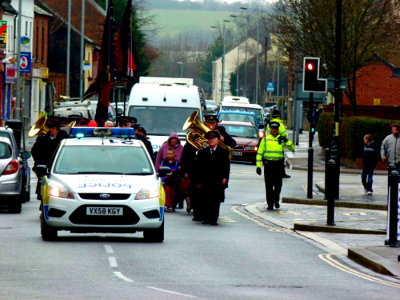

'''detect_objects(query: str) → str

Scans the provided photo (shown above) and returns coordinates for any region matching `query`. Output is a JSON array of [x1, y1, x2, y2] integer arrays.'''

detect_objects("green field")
[[149, 9, 235, 36]]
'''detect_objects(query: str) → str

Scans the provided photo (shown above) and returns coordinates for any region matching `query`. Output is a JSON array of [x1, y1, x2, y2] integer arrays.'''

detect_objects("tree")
[[271, 0, 400, 115]]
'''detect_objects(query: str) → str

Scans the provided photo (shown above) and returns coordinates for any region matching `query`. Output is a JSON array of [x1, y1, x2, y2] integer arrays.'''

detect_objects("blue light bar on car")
[[69, 127, 135, 138]]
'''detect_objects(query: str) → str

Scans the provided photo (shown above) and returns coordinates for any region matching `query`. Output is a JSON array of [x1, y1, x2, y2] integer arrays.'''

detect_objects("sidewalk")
[[246, 130, 400, 278]]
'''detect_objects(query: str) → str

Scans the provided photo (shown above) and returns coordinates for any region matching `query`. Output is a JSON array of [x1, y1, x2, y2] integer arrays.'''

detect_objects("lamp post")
[[240, 7, 248, 97], [211, 61, 216, 101], [177, 61, 183, 78], [230, 14, 239, 96], [222, 19, 230, 102]]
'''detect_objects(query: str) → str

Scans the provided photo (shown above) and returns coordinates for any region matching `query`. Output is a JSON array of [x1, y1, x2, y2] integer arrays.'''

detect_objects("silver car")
[[0, 128, 31, 213]]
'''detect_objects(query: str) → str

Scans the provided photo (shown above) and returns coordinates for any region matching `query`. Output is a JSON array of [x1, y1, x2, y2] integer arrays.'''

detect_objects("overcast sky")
[[180, 0, 275, 3]]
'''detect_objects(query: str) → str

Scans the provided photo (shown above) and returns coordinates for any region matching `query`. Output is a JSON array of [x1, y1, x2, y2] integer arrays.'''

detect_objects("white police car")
[[36, 127, 167, 242]]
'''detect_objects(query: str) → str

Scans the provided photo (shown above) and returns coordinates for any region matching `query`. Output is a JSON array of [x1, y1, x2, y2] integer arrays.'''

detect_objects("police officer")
[[267, 109, 291, 178], [204, 114, 237, 148], [256, 121, 295, 210]]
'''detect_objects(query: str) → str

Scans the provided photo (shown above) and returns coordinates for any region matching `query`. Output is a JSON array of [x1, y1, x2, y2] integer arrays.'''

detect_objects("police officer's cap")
[[205, 130, 220, 139], [119, 116, 137, 124], [47, 116, 65, 128], [269, 121, 280, 129], [271, 109, 280, 118], [204, 114, 219, 123]]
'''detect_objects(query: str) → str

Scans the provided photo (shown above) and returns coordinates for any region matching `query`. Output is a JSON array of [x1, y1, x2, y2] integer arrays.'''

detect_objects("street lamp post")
[[240, 7, 248, 97], [221, 20, 230, 102], [177, 61, 183, 78], [230, 15, 239, 96]]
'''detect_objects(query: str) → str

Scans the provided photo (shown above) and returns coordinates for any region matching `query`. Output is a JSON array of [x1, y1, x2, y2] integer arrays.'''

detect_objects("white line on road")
[[113, 271, 134, 283], [108, 256, 118, 268], [147, 286, 197, 298], [104, 244, 114, 254]]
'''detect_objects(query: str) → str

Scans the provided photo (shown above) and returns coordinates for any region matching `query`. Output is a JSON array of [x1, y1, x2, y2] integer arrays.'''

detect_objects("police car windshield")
[[53, 145, 153, 175], [128, 106, 199, 136]]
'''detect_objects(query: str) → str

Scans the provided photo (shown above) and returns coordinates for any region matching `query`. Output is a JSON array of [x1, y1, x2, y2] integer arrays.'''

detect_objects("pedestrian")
[[180, 134, 201, 216], [135, 125, 154, 161], [192, 130, 230, 225], [204, 114, 237, 148], [266, 109, 291, 178], [31, 117, 68, 199], [155, 132, 184, 171], [160, 148, 180, 212], [381, 124, 400, 172], [256, 121, 295, 210], [361, 134, 380, 196]]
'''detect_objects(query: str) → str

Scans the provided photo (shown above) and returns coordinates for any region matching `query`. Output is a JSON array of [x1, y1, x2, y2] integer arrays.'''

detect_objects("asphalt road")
[[0, 163, 398, 299]]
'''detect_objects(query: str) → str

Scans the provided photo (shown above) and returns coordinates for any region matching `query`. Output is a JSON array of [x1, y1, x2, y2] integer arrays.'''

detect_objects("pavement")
[[243, 129, 400, 279], [22, 128, 400, 279]]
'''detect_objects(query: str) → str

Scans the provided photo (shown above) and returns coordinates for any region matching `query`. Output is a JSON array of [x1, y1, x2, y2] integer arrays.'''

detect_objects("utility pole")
[[80, 0, 85, 98], [66, 0, 71, 96], [15, 0, 22, 120], [255, 13, 260, 105]]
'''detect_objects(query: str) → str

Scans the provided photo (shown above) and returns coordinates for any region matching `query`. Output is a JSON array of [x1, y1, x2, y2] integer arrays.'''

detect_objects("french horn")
[[28, 116, 48, 137]]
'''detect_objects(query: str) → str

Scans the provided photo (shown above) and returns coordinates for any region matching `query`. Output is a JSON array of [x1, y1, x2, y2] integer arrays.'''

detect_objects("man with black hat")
[[267, 109, 291, 178], [31, 117, 68, 199], [192, 130, 230, 225], [256, 121, 295, 210], [204, 114, 237, 148]]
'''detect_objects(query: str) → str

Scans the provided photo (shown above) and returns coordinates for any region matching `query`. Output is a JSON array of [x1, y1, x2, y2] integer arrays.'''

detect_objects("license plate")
[[233, 151, 242, 156], [86, 207, 123, 216]]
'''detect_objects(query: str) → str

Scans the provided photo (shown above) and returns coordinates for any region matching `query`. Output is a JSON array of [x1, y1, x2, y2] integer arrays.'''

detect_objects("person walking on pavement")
[[361, 134, 380, 196], [204, 114, 237, 148], [256, 121, 295, 210], [381, 124, 400, 173], [192, 131, 230, 225], [267, 110, 291, 179]]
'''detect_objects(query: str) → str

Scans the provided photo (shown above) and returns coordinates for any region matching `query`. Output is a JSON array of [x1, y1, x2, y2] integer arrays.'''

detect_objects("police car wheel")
[[143, 221, 164, 243], [40, 213, 58, 241]]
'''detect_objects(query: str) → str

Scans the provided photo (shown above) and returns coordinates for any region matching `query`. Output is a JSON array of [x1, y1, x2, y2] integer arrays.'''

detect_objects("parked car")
[[0, 127, 31, 213], [219, 121, 260, 164]]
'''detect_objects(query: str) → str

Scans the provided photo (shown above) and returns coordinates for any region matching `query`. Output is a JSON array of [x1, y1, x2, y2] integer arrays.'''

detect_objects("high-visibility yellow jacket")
[[266, 118, 288, 137], [256, 133, 295, 168]]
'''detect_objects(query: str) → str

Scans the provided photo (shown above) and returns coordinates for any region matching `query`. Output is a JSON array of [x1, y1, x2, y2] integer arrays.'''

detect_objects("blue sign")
[[266, 82, 275, 92], [20, 52, 32, 74]]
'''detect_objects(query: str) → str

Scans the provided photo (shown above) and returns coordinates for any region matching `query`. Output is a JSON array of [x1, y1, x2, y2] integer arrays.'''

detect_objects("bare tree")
[[271, 0, 400, 115]]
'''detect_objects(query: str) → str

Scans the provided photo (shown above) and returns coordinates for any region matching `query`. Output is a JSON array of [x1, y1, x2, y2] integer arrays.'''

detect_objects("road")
[[0, 163, 398, 299]]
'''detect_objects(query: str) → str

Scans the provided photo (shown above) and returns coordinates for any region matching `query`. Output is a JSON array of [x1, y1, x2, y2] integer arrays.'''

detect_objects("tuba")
[[182, 111, 233, 159], [28, 116, 49, 137]]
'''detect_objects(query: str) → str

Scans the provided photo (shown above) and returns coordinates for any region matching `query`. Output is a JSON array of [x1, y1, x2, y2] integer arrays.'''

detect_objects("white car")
[[36, 127, 168, 242]]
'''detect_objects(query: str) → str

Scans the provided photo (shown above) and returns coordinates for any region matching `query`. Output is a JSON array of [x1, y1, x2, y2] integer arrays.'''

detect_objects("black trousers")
[[263, 160, 284, 208]]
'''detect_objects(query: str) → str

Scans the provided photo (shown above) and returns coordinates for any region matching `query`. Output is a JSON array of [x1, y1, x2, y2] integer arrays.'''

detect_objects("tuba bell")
[[182, 111, 233, 159], [28, 116, 49, 137]]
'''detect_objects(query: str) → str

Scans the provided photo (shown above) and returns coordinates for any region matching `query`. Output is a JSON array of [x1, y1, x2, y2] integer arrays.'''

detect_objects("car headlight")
[[244, 146, 257, 151], [48, 181, 75, 199], [135, 186, 159, 200]]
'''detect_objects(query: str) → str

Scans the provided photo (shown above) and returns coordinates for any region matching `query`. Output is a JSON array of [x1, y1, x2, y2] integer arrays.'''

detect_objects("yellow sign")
[[0, 20, 8, 49], [41, 67, 49, 78], [373, 98, 380, 106]]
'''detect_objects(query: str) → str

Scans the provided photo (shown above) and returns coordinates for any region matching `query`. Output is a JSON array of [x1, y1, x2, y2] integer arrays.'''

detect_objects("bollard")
[[324, 148, 330, 200], [385, 169, 400, 247], [326, 159, 336, 226]]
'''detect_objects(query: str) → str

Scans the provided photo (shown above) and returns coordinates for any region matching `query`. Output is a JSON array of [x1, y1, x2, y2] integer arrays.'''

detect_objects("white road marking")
[[108, 256, 118, 268], [147, 286, 197, 298], [113, 271, 134, 283], [104, 244, 114, 254]]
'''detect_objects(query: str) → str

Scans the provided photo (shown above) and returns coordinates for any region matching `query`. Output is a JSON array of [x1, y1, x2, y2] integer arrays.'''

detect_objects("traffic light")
[[303, 57, 327, 93]]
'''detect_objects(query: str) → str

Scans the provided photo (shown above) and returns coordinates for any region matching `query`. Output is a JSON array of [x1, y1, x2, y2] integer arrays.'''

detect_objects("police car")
[[36, 127, 168, 242]]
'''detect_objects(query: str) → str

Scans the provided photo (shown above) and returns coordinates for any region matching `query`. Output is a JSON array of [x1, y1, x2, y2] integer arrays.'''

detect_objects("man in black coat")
[[204, 114, 237, 148], [31, 118, 68, 199], [192, 130, 230, 225]]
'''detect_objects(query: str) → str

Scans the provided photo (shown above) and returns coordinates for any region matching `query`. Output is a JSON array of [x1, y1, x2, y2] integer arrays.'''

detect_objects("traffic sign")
[[266, 82, 275, 92], [20, 52, 32, 74]]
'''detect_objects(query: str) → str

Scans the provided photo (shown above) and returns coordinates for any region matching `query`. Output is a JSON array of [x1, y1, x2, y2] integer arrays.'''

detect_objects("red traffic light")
[[306, 62, 315, 71]]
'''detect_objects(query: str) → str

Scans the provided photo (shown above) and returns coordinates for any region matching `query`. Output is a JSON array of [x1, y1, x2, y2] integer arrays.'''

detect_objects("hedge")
[[317, 112, 399, 161]]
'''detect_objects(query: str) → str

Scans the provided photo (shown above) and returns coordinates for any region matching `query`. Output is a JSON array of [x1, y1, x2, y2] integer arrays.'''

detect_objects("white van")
[[222, 96, 250, 104], [127, 77, 206, 156]]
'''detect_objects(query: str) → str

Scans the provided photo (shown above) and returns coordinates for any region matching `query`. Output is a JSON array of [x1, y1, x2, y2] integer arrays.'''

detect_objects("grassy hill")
[[149, 9, 235, 37]]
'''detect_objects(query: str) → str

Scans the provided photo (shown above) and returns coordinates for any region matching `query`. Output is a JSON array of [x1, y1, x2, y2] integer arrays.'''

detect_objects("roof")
[[366, 54, 400, 78], [34, 4, 52, 17], [219, 120, 257, 127]]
